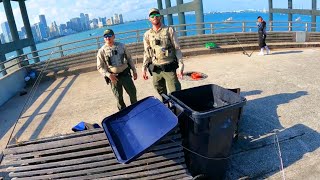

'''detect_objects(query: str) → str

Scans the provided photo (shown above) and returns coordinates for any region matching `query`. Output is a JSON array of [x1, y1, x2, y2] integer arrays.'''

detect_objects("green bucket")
[[205, 42, 217, 49]]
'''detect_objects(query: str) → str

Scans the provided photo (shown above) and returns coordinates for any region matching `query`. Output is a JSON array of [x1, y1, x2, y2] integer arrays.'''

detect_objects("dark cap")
[[103, 29, 114, 36], [149, 8, 160, 16], [257, 16, 262, 19]]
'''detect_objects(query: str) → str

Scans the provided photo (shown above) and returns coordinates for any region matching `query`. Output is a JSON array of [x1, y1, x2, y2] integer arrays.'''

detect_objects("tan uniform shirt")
[[142, 24, 184, 71], [97, 42, 136, 78]]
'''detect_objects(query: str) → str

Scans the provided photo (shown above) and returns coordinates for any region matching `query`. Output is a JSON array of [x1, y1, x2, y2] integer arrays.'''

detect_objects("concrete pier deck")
[[1, 48, 319, 179]]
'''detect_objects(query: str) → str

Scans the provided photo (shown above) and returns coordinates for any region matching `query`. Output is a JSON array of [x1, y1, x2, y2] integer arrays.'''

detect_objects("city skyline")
[[0, 12, 124, 43], [1, 0, 318, 34]]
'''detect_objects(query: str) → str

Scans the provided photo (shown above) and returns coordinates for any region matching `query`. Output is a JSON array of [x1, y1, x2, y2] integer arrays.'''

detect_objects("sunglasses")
[[149, 14, 161, 18], [104, 34, 113, 38]]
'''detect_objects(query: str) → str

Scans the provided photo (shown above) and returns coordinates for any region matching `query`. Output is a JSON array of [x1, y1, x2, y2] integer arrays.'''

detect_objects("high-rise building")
[[98, 17, 107, 26], [119, 14, 124, 24], [31, 25, 40, 42], [80, 13, 87, 31], [70, 17, 82, 32], [107, 19, 113, 25], [113, 14, 119, 24], [85, 14, 90, 30], [59, 24, 67, 36], [0, 33, 5, 44], [21, 27, 26, 37], [39, 15, 48, 38], [111, 17, 114, 25], [1, 21, 12, 43], [49, 21, 60, 37], [18, 31, 25, 39], [90, 18, 99, 29], [34, 23, 47, 40]]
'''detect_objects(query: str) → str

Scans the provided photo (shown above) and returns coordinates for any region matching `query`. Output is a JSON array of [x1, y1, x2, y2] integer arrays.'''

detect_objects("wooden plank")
[[160, 173, 193, 180], [10, 152, 184, 178], [4, 147, 111, 166], [14, 158, 185, 179], [4, 133, 107, 155], [64, 162, 187, 180], [5, 134, 181, 163], [138, 169, 190, 180], [7, 129, 104, 148], [5, 140, 109, 161], [7, 146, 182, 173], [3, 140, 178, 165]]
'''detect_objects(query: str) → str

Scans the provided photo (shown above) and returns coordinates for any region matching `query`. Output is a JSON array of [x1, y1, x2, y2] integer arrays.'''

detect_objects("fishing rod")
[[233, 34, 254, 57], [0, 41, 61, 165]]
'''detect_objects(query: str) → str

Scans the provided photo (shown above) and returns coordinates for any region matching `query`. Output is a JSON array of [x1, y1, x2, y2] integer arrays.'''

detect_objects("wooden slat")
[[6, 140, 182, 166], [10, 152, 184, 178], [65, 162, 187, 180], [139, 169, 190, 180], [4, 147, 111, 166], [6, 134, 181, 164], [5, 140, 108, 161], [4, 133, 106, 155], [7, 129, 104, 148], [160, 173, 193, 180], [14, 158, 185, 179], [7, 146, 182, 173], [4, 128, 191, 179]]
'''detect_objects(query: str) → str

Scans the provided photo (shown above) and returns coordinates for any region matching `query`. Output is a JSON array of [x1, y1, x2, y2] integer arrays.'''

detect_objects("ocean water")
[[3, 12, 320, 61]]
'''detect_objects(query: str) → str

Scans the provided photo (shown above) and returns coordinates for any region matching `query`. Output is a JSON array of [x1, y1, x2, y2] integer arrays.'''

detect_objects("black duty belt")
[[153, 60, 179, 72]]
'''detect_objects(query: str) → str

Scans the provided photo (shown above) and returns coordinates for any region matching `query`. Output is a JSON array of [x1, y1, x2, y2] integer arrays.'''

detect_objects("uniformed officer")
[[97, 29, 138, 110], [142, 8, 184, 96]]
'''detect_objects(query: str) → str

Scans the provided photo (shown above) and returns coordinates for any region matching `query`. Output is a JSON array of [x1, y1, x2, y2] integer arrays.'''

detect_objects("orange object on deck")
[[191, 72, 202, 80]]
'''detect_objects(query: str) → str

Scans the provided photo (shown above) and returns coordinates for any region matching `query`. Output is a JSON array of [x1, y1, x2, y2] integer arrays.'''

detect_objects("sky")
[[0, 0, 317, 33]]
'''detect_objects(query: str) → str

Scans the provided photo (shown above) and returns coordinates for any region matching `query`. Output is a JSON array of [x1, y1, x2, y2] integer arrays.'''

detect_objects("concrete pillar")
[[165, 0, 174, 25], [288, 0, 293, 31], [157, 0, 165, 25], [0, 54, 7, 76], [268, 0, 273, 31], [312, 0, 317, 32], [3, 0, 24, 63], [177, 0, 186, 36], [195, 0, 204, 35], [19, 0, 40, 62]]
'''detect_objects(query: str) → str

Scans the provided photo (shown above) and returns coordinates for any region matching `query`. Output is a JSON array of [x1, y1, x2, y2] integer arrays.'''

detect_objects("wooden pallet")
[[1, 129, 192, 180]]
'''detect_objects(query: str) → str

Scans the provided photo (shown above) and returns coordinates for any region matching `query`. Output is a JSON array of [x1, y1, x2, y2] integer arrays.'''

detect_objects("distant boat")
[[223, 17, 233, 23], [89, 32, 96, 36], [295, 17, 301, 22]]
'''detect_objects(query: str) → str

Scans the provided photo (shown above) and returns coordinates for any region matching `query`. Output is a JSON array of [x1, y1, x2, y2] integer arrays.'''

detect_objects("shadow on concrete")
[[227, 90, 319, 179], [9, 75, 78, 143], [270, 50, 303, 55], [0, 79, 55, 142]]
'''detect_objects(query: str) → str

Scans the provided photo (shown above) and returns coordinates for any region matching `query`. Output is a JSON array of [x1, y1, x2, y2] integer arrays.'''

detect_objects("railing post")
[[242, 21, 246, 32], [58, 45, 64, 57], [136, 30, 140, 42], [210, 23, 214, 34], [305, 23, 309, 32], [288, 22, 292, 31], [0, 54, 7, 76], [269, 21, 273, 31], [96, 37, 101, 49]]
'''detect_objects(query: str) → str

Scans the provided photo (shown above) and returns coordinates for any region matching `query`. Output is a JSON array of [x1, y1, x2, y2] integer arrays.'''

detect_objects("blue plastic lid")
[[102, 96, 178, 164]]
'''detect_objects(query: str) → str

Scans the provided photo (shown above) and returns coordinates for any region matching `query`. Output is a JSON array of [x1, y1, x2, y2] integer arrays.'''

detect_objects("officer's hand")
[[109, 74, 118, 83], [142, 70, 148, 80], [133, 72, 138, 80], [177, 69, 183, 79]]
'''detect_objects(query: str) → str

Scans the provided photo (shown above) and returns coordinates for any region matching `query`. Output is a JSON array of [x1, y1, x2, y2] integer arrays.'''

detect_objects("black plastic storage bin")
[[169, 84, 246, 179]]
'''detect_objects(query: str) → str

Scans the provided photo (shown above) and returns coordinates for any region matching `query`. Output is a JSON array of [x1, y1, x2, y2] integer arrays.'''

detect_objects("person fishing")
[[257, 16, 270, 55]]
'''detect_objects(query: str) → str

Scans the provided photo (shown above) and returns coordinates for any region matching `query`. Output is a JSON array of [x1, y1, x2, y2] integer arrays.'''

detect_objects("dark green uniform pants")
[[152, 69, 181, 96], [110, 74, 137, 110]]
